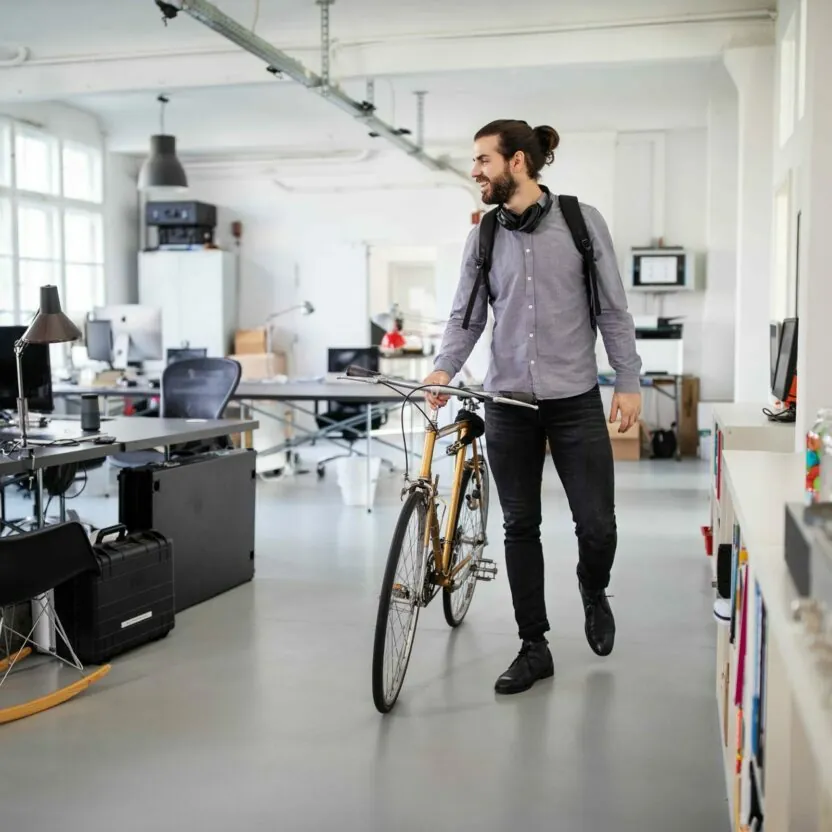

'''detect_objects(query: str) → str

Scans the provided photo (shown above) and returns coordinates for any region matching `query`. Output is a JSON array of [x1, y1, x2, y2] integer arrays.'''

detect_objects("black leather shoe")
[[579, 582, 615, 656], [494, 640, 554, 695]]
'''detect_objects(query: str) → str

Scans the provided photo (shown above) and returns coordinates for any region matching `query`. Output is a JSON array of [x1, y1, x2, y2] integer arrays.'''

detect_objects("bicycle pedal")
[[473, 558, 498, 582]]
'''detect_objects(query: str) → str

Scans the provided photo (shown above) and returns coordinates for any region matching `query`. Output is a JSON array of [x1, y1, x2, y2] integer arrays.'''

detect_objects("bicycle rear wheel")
[[372, 490, 429, 713], [443, 458, 490, 627]]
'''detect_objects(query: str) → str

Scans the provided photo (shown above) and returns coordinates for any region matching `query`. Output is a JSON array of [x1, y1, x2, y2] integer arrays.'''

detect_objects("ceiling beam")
[[0, 17, 773, 103]]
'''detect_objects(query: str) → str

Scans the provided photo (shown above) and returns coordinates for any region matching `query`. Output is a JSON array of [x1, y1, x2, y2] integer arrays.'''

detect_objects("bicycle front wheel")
[[372, 490, 429, 714]]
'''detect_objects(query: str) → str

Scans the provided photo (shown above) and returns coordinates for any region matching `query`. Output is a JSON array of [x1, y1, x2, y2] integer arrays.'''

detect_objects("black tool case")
[[118, 449, 256, 612], [55, 526, 175, 664]]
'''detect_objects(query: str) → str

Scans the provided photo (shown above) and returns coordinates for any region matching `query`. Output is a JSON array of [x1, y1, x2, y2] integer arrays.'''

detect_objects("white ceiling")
[[2, 0, 775, 60], [71, 60, 715, 156], [0, 0, 764, 184]]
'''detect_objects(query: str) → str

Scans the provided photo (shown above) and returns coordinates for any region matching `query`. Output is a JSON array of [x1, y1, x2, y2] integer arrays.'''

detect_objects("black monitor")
[[370, 321, 387, 347], [769, 321, 782, 388], [0, 326, 54, 413], [167, 347, 207, 365], [86, 318, 113, 364], [772, 317, 798, 403], [327, 347, 379, 375]]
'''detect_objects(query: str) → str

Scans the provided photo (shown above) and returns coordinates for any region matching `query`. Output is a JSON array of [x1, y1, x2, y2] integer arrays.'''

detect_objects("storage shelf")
[[721, 449, 832, 828]]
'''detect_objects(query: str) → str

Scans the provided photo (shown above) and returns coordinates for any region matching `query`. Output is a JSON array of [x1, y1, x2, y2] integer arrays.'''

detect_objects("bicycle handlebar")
[[341, 365, 539, 410]]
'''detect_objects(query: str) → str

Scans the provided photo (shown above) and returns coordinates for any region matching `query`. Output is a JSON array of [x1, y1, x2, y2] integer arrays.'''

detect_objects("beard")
[[477, 166, 518, 205]]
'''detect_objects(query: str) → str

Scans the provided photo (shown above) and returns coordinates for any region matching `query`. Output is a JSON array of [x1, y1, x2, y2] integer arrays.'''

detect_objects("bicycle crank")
[[472, 558, 498, 582]]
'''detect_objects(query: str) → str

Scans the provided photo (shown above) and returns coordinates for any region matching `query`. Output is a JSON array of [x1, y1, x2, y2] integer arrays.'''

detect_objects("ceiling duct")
[[157, 0, 473, 189]]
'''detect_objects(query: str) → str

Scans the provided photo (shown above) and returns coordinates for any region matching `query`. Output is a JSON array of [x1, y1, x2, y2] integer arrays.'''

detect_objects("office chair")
[[108, 358, 241, 476], [0, 521, 111, 724], [314, 403, 393, 479]]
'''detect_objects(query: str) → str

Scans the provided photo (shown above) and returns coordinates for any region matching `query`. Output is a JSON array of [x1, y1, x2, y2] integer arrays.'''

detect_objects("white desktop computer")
[[90, 305, 163, 370]]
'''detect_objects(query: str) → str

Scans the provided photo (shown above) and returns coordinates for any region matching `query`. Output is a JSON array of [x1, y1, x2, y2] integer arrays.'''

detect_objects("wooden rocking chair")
[[0, 522, 111, 725]]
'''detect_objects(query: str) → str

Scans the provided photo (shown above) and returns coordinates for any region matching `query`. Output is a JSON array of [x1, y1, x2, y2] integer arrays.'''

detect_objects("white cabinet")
[[138, 250, 237, 360]]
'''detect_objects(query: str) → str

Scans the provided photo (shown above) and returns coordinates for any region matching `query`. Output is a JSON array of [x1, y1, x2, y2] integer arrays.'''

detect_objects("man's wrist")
[[613, 375, 642, 395], [433, 357, 456, 379]]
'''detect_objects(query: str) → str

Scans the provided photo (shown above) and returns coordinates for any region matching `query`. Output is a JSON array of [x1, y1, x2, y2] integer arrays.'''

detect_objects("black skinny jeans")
[[484, 385, 617, 642]]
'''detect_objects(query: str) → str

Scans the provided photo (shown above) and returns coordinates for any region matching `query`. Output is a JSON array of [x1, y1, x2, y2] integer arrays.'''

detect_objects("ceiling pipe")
[[160, 0, 474, 190]]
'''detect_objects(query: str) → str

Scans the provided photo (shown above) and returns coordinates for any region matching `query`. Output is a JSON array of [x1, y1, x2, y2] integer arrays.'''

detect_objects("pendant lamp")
[[138, 94, 188, 191]]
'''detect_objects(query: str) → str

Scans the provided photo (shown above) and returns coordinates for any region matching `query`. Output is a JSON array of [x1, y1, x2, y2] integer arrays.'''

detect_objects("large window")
[[0, 119, 105, 360]]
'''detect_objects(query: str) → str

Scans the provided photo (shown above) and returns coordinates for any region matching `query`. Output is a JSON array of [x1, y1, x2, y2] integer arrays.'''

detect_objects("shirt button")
[[531, 360, 535, 365], [528, 304, 533, 309], [527, 276, 532, 281], [529, 333, 534, 338], [526, 249, 531, 253]]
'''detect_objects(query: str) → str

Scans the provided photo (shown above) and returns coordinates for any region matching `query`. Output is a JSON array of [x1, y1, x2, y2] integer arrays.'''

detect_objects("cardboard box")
[[229, 351, 287, 381], [607, 419, 643, 461], [234, 328, 269, 355]]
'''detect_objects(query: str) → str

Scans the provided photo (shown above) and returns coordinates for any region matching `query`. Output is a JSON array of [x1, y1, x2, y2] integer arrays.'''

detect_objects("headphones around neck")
[[496, 185, 553, 233]]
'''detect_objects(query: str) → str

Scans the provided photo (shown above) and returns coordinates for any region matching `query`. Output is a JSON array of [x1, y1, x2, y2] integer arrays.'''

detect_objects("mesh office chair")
[[0, 521, 111, 724], [314, 403, 390, 478], [109, 357, 241, 472]]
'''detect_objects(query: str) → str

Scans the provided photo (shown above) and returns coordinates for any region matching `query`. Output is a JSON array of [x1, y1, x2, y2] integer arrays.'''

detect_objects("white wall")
[[181, 176, 473, 376], [776, 0, 832, 442], [613, 129, 712, 395]]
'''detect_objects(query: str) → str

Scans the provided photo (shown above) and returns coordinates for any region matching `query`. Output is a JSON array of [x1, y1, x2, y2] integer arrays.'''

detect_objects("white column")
[[724, 46, 776, 403], [702, 64, 739, 402], [794, 0, 832, 440]]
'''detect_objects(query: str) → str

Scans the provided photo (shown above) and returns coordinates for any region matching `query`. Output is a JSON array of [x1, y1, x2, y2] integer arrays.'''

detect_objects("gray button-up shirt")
[[434, 196, 642, 398]]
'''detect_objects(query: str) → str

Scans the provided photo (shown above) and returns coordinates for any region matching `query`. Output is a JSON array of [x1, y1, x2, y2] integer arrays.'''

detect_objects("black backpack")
[[461, 194, 602, 331]]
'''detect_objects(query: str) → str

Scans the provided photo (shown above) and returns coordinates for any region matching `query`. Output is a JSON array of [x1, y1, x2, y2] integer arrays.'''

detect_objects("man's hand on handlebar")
[[423, 370, 451, 409]]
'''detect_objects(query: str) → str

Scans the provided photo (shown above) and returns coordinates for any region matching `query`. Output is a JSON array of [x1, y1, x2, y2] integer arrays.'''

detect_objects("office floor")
[[0, 456, 727, 832]]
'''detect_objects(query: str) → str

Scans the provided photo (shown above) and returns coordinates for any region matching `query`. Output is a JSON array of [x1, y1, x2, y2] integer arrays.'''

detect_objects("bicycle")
[[341, 365, 538, 713]]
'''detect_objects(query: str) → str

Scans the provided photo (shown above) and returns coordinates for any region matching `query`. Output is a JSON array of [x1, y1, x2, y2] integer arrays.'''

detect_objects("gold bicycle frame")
[[416, 412, 484, 589]]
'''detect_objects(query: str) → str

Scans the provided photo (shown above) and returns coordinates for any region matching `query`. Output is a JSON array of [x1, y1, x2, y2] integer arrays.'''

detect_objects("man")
[[424, 119, 642, 695]]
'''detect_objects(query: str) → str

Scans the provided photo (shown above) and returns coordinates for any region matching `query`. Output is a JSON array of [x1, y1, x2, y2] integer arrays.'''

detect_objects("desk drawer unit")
[[118, 449, 256, 612]]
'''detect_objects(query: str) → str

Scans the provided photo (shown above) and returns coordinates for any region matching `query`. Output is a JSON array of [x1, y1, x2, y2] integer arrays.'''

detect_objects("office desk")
[[0, 454, 29, 478], [5, 415, 258, 652]]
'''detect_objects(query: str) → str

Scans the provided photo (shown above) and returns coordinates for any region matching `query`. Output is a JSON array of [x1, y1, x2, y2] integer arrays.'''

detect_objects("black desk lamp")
[[15, 285, 81, 446]]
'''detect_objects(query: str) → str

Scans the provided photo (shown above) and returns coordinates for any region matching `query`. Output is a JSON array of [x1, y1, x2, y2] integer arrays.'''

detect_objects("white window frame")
[[0, 116, 105, 329]]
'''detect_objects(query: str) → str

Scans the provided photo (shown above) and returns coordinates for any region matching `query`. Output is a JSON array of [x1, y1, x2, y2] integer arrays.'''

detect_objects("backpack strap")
[[462, 208, 499, 331], [558, 194, 602, 330]]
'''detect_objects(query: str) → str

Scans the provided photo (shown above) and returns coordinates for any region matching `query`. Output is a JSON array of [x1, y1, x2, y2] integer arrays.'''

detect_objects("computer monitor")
[[86, 318, 114, 365], [769, 321, 782, 388], [772, 317, 798, 404], [92, 305, 163, 368], [370, 321, 387, 348], [167, 347, 207, 364], [0, 326, 54, 413], [327, 347, 380, 375]]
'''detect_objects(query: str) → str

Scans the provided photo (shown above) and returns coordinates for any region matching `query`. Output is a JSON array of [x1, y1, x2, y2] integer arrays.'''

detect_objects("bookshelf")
[[707, 404, 796, 576], [718, 449, 832, 831]]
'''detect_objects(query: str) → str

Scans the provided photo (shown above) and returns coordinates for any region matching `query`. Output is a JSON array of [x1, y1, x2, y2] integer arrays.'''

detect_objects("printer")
[[596, 316, 684, 376]]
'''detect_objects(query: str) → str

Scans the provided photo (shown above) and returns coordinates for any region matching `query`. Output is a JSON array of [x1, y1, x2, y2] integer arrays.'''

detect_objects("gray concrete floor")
[[0, 457, 728, 832]]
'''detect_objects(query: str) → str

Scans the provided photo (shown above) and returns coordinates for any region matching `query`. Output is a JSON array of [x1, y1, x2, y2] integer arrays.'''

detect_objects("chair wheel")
[[316, 465, 325, 479]]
